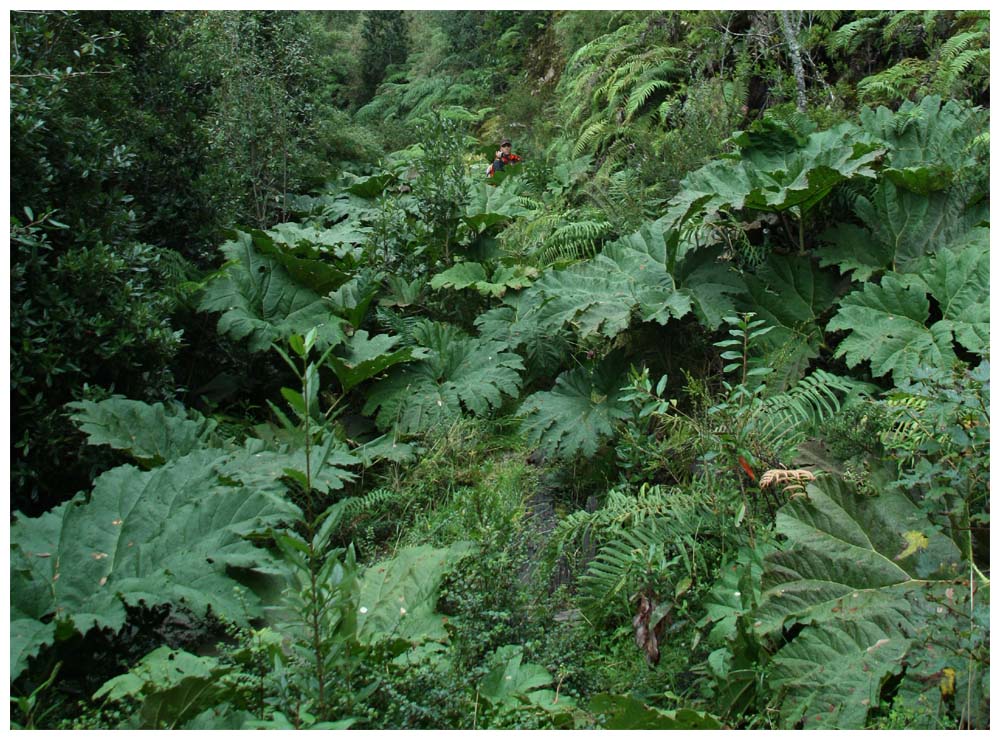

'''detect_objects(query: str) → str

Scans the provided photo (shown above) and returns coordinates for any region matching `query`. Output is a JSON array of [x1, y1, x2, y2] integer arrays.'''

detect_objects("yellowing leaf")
[[894, 530, 930, 561]]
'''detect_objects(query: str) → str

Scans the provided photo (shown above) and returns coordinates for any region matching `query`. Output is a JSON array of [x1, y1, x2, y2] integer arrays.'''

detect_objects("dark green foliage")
[[11, 220, 184, 514], [8, 8, 991, 732], [360, 11, 410, 102]]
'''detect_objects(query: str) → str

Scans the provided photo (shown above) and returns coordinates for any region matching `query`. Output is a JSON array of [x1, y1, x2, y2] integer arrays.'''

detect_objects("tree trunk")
[[778, 11, 807, 112]]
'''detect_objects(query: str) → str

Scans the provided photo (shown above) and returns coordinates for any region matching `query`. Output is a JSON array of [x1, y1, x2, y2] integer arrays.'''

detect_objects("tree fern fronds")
[[625, 79, 673, 122], [937, 48, 989, 89], [953, 9, 989, 28], [551, 483, 703, 563], [373, 306, 424, 345], [754, 370, 874, 459], [574, 119, 611, 157], [535, 219, 610, 267], [938, 30, 988, 62], [323, 487, 399, 530], [826, 14, 884, 55], [512, 196, 542, 211], [878, 393, 948, 458], [576, 509, 711, 620], [882, 9, 928, 45], [857, 58, 931, 104]]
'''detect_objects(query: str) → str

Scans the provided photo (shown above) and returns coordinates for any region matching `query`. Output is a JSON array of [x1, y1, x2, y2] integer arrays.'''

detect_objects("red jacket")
[[489, 152, 522, 176]]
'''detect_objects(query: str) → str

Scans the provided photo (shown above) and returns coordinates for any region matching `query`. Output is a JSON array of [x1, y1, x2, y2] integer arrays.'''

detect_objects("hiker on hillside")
[[487, 137, 521, 177]]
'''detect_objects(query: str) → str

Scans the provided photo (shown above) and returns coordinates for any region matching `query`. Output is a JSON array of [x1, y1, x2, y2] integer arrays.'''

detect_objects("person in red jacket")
[[488, 138, 521, 177]]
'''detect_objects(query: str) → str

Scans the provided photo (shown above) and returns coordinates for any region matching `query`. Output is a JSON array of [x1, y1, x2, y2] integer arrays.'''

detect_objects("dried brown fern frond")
[[759, 468, 816, 499]]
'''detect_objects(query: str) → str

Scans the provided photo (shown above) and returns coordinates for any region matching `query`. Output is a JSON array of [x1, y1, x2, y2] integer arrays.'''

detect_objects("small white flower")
[[400, 607, 407, 616], [359, 606, 368, 614], [733, 591, 741, 597]]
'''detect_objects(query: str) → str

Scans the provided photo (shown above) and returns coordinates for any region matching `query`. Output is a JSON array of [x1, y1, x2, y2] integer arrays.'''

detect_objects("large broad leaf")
[[345, 172, 396, 198], [519, 357, 632, 460], [814, 223, 893, 282], [756, 479, 963, 634], [911, 238, 989, 354], [67, 398, 217, 467], [266, 220, 369, 258], [215, 436, 360, 496], [506, 218, 740, 346], [818, 97, 989, 278], [820, 183, 988, 276], [605, 217, 744, 330], [827, 275, 953, 384], [355, 543, 475, 644], [248, 228, 352, 294], [474, 291, 571, 380], [860, 96, 987, 192], [326, 270, 381, 328], [767, 619, 909, 729], [753, 477, 969, 729], [9, 449, 298, 681], [479, 644, 556, 707], [363, 321, 524, 434], [326, 330, 428, 393], [430, 261, 538, 298], [827, 242, 987, 383], [198, 232, 347, 352], [429, 261, 488, 291], [464, 176, 531, 231], [527, 248, 691, 341], [590, 694, 722, 729], [667, 122, 883, 227], [93, 647, 228, 730], [740, 253, 838, 381]]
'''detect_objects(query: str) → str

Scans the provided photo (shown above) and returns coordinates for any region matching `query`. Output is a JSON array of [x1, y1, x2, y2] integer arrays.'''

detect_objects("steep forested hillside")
[[10, 9, 989, 730]]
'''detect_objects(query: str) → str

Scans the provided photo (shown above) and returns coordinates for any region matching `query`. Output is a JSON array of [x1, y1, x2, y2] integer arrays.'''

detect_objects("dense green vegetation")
[[10, 9, 989, 730]]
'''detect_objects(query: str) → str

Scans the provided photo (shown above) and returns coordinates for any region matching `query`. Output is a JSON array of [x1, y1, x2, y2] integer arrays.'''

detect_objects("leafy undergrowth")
[[10, 9, 989, 731]]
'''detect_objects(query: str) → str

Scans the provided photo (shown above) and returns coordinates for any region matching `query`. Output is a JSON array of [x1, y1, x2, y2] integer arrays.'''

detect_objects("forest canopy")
[[9, 9, 989, 730]]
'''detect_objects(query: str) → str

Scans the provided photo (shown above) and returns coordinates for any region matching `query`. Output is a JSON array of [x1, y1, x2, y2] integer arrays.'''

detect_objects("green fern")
[[857, 58, 932, 104], [826, 15, 885, 55], [755, 370, 874, 456], [566, 485, 716, 622]]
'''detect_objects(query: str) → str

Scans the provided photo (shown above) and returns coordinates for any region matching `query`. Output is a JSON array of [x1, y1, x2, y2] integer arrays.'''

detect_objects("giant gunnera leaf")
[[198, 231, 346, 352], [325, 330, 429, 393], [430, 261, 538, 298], [9, 449, 299, 681], [67, 397, 218, 467], [509, 218, 742, 345], [753, 477, 972, 729], [519, 357, 632, 460], [817, 97, 988, 278], [667, 121, 884, 228], [739, 253, 838, 383], [363, 321, 524, 434], [827, 241, 988, 383], [356, 542, 475, 644]]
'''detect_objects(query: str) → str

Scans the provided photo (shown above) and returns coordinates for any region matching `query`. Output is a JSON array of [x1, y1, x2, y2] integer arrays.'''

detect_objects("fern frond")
[[574, 119, 610, 158], [857, 58, 931, 104], [938, 48, 989, 88], [374, 306, 423, 345], [755, 370, 873, 458], [882, 10, 925, 44], [878, 393, 950, 458], [625, 79, 673, 122], [826, 15, 883, 55]]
